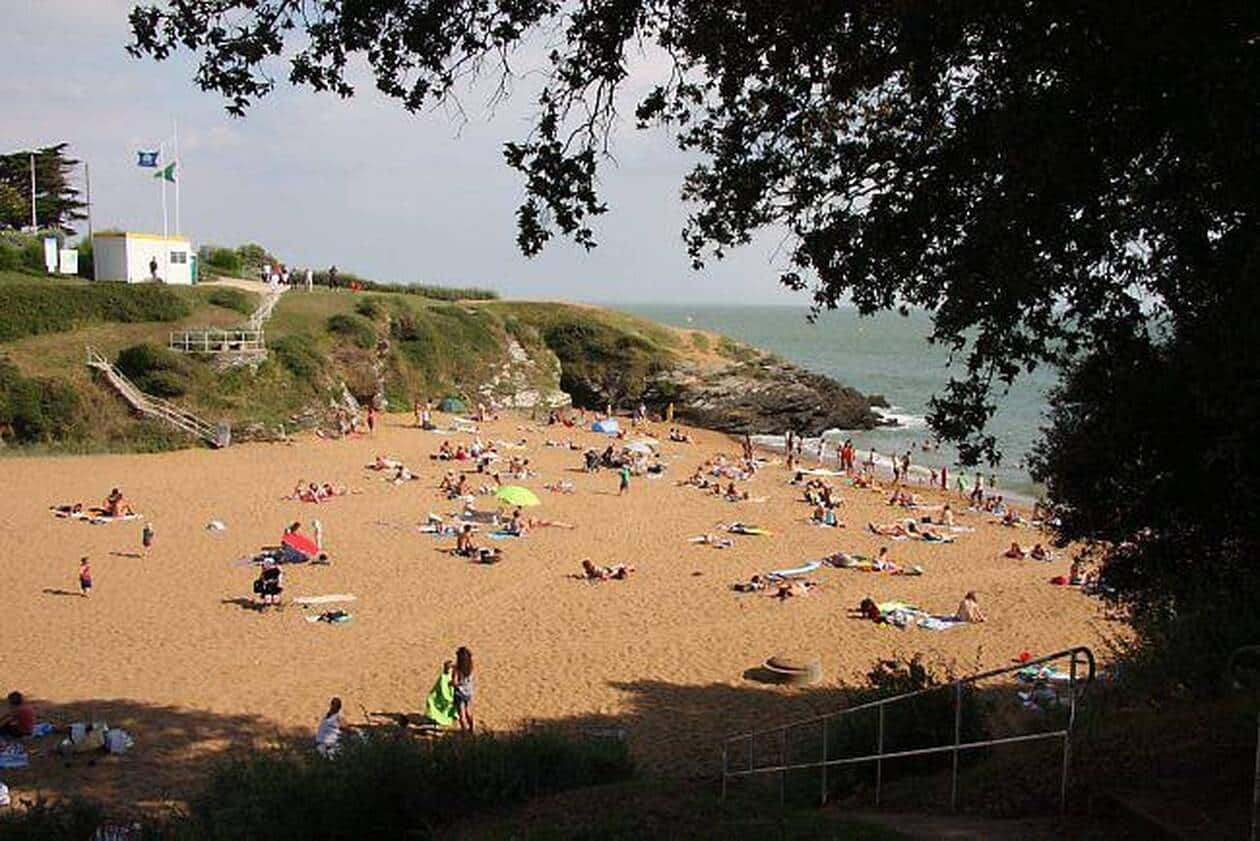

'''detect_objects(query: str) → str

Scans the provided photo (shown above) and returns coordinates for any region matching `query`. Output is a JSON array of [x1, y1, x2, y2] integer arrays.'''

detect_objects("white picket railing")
[[86, 346, 228, 448]]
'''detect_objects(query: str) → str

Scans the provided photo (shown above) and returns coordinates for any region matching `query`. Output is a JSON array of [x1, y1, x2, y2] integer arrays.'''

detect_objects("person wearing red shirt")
[[0, 691, 35, 739]]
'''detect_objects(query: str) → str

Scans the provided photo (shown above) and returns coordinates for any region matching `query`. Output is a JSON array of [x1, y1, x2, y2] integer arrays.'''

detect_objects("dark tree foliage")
[[128, 2, 1259, 677], [0, 143, 87, 233]]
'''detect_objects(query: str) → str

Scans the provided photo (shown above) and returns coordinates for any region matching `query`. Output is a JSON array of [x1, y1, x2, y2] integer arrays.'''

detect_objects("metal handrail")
[[722, 645, 1095, 812]]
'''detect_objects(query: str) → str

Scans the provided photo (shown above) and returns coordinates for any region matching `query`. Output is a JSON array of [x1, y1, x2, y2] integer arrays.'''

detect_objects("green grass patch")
[[326, 313, 378, 349], [0, 281, 191, 341], [204, 286, 257, 315]]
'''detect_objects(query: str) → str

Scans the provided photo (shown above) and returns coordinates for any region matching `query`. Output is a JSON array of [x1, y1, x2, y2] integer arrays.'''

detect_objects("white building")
[[92, 232, 195, 285]]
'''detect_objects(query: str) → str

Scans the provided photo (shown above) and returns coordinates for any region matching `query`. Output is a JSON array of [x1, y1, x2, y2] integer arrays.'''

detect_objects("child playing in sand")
[[141, 522, 154, 556], [618, 464, 630, 495], [78, 557, 92, 597]]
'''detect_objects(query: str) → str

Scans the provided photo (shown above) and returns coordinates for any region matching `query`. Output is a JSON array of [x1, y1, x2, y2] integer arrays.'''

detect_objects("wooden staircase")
[[247, 283, 286, 331], [86, 346, 229, 448]]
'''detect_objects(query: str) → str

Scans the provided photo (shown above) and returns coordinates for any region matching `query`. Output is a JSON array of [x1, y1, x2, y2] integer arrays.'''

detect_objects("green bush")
[[206, 287, 254, 315], [235, 243, 277, 276], [690, 331, 710, 352], [0, 284, 191, 341], [188, 728, 632, 840], [0, 359, 81, 445], [116, 343, 192, 397], [201, 246, 242, 277], [270, 334, 324, 383], [327, 313, 377, 349]]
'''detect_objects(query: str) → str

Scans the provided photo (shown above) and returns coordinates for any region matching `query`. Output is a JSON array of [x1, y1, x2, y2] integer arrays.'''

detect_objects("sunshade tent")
[[592, 418, 620, 434], [438, 397, 467, 413], [495, 485, 541, 507], [282, 532, 318, 559]]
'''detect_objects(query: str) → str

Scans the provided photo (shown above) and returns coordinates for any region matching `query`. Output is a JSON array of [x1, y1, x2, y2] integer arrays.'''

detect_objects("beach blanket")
[[0, 743, 28, 769], [726, 524, 770, 535], [424, 671, 456, 727], [768, 560, 821, 579], [53, 507, 143, 525], [293, 594, 357, 606], [487, 530, 521, 540]]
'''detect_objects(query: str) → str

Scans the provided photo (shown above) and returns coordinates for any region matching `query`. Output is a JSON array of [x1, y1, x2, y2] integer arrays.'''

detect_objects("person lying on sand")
[[857, 597, 882, 621], [524, 517, 574, 530], [731, 575, 769, 593], [580, 559, 634, 581], [477, 547, 503, 564], [51, 503, 86, 517], [366, 455, 402, 471], [668, 427, 693, 443], [390, 465, 417, 483], [956, 591, 986, 623], [543, 480, 575, 494], [868, 521, 911, 538], [690, 534, 734, 549], [773, 580, 817, 599]]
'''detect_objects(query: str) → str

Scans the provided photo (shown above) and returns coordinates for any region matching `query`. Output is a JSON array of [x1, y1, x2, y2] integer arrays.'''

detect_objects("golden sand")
[[0, 412, 1107, 804]]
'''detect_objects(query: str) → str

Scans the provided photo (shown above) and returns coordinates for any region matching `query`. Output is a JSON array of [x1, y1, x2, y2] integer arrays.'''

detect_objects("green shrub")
[[327, 313, 377, 349], [355, 297, 382, 319], [188, 728, 632, 840], [76, 239, 93, 279], [116, 343, 192, 397], [270, 334, 324, 383], [235, 243, 277, 276], [201, 246, 242, 277], [0, 284, 191, 341], [0, 242, 20, 272], [206, 287, 254, 315], [691, 331, 710, 352], [0, 359, 81, 445]]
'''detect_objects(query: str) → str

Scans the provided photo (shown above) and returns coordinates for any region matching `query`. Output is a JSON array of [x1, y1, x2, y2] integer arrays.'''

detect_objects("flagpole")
[[85, 161, 92, 241], [172, 117, 180, 235], [159, 142, 168, 238], [29, 152, 37, 230]]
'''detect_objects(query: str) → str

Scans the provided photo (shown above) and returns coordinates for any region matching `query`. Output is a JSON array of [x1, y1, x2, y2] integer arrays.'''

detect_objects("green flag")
[[153, 162, 177, 183]]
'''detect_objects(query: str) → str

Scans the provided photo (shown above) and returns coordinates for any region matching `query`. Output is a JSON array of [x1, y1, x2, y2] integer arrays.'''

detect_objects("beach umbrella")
[[624, 441, 654, 455], [438, 397, 467, 413], [495, 485, 541, 507]]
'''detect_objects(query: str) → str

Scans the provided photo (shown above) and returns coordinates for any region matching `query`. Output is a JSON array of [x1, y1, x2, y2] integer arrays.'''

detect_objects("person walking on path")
[[304, 267, 313, 292], [78, 557, 92, 597]]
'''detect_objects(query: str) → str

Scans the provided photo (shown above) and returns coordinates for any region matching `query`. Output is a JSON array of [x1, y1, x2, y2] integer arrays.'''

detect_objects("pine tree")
[[0, 143, 87, 233]]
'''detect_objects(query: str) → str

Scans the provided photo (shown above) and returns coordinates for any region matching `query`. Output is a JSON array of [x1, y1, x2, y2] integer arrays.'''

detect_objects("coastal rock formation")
[[647, 358, 882, 435]]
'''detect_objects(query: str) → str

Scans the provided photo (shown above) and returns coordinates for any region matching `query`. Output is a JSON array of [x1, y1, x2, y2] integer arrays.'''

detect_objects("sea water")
[[618, 304, 1055, 501]]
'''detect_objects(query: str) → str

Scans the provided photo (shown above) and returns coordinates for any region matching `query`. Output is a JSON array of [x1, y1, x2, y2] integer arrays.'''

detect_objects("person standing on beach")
[[940, 464, 948, 491], [141, 522, 154, 557], [78, 557, 92, 597], [304, 267, 313, 292], [452, 646, 475, 731], [367, 405, 377, 435], [312, 519, 324, 552], [618, 464, 631, 496]]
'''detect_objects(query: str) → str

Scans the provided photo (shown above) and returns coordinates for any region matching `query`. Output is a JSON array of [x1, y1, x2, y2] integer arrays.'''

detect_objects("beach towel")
[[424, 671, 456, 727], [768, 560, 821, 579], [0, 743, 28, 769], [727, 524, 770, 535], [487, 530, 521, 540], [88, 512, 142, 525], [293, 594, 357, 606], [917, 616, 966, 631]]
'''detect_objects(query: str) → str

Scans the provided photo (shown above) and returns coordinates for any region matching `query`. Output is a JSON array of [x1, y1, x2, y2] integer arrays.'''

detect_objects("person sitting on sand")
[[1030, 543, 1051, 561], [857, 597, 882, 621], [1004, 542, 1027, 559], [956, 591, 986, 623], [939, 504, 955, 527], [315, 697, 355, 757], [0, 691, 35, 740], [257, 561, 283, 606], [456, 524, 478, 557], [432, 441, 455, 461], [1069, 558, 1086, 586], [873, 546, 897, 572], [104, 488, 134, 517]]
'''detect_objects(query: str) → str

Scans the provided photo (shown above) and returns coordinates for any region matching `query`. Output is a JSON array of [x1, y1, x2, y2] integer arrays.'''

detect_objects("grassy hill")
[[0, 270, 739, 453]]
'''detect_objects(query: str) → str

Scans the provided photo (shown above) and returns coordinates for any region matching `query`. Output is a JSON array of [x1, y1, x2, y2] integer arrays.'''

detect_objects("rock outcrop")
[[646, 357, 881, 435]]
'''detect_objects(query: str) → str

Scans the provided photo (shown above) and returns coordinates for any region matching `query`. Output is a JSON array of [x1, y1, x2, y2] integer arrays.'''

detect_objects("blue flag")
[[137, 150, 159, 168]]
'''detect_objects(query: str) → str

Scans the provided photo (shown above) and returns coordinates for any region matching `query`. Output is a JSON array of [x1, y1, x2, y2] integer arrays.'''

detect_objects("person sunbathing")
[[731, 575, 768, 592], [956, 591, 986, 623], [431, 441, 455, 460], [868, 521, 910, 538], [1029, 543, 1052, 561], [691, 533, 734, 548], [51, 503, 86, 517], [857, 597, 882, 621], [724, 482, 749, 501], [367, 455, 401, 470], [581, 559, 634, 580], [390, 465, 416, 483], [938, 505, 956, 527], [544, 480, 575, 494], [1004, 542, 1027, 559], [774, 580, 816, 599]]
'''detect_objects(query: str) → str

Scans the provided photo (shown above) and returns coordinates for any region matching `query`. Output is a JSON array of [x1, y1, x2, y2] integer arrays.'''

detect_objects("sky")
[[2, 0, 816, 305]]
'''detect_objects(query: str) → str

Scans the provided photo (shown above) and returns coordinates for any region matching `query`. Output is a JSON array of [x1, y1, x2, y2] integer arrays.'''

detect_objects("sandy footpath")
[[0, 412, 1108, 805]]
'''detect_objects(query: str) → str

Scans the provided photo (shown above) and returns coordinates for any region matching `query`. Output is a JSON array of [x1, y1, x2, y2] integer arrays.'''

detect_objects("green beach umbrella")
[[495, 485, 541, 507]]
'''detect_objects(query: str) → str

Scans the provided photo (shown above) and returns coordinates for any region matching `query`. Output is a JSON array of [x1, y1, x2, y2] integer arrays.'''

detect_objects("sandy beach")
[[0, 412, 1108, 806]]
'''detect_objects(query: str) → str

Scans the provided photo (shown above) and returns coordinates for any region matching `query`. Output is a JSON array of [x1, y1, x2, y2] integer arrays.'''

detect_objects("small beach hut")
[[92, 232, 194, 285]]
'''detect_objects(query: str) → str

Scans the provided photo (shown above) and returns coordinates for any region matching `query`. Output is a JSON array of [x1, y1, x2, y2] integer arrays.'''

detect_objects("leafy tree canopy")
[[0, 143, 87, 233], [130, 1, 1260, 673]]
